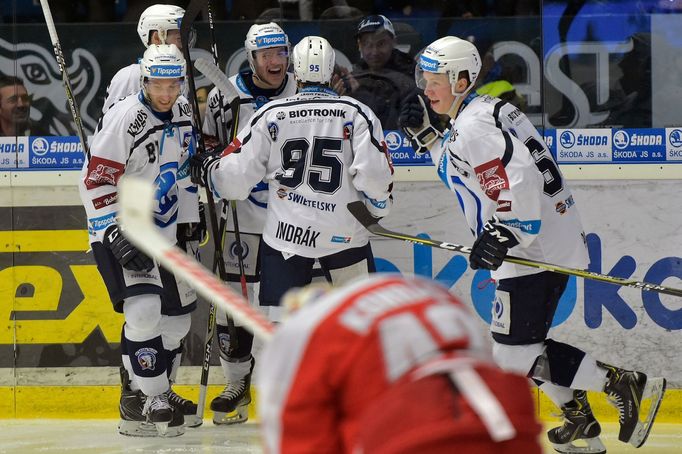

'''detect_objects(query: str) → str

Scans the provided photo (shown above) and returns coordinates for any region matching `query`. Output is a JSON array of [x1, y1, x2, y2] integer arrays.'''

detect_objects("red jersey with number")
[[257, 274, 529, 454]]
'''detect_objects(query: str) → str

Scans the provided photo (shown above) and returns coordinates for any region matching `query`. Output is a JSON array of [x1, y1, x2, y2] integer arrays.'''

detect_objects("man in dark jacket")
[[347, 15, 416, 130]]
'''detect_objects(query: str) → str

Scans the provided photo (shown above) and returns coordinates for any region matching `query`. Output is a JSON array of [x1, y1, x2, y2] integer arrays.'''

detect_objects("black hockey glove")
[[103, 224, 154, 272], [399, 94, 443, 155], [189, 150, 221, 188], [469, 219, 520, 271], [176, 202, 207, 245]]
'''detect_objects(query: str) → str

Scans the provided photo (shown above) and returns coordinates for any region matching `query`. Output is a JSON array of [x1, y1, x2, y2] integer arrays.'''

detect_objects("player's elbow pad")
[[364, 195, 392, 219]]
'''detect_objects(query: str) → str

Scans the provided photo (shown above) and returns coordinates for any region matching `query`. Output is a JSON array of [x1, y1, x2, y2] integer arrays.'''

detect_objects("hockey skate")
[[118, 370, 158, 437], [600, 362, 667, 448], [166, 388, 202, 428], [547, 390, 606, 454], [211, 357, 254, 425], [142, 392, 185, 437]]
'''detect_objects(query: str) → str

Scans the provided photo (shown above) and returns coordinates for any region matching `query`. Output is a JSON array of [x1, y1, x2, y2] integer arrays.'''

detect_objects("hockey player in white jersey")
[[100, 4, 202, 427], [191, 32, 393, 314], [102, 4, 193, 114], [80, 44, 200, 437], [399, 36, 666, 453], [200, 22, 297, 425]]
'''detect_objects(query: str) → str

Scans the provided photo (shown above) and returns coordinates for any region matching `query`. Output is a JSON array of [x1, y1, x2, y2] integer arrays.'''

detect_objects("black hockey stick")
[[180, 0, 237, 422], [347, 201, 682, 298], [40, 0, 89, 153]]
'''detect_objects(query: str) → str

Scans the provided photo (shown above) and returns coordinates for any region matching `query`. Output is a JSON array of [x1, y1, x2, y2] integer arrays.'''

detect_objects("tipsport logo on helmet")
[[256, 33, 287, 48], [419, 55, 440, 72], [149, 65, 183, 77]]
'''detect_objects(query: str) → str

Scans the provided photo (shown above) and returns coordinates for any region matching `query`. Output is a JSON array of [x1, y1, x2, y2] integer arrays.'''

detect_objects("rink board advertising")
[[2, 128, 682, 170]]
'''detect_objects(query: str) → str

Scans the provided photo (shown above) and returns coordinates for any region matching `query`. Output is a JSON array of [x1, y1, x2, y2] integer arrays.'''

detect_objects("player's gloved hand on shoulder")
[[469, 218, 519, 271], [189, 150, 221, 187], [103, 224, 154, 272], [399, 93, 443, 156]]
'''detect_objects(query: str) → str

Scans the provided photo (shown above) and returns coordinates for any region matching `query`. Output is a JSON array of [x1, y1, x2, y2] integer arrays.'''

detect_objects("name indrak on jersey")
[[276, 221, 321, 247]]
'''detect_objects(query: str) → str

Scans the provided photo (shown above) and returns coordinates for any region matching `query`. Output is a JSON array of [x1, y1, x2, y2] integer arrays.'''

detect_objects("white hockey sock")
[[570, 354, 608, 392], [540, 382, 575, 407], [222, 356, 253, 384]]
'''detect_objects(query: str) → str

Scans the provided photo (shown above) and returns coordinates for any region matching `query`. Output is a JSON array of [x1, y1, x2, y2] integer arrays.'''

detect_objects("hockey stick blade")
[[347, 201, 682, 297], [119, 177, 275, 340], [194, 58, 239, 105]]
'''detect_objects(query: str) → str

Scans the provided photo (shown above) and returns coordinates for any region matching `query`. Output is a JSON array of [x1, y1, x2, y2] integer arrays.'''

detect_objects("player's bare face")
[[357, 32, 394, 71], [253, 47, 288, 89], [422, 72, 454, 115], [145, 78, 183, 112]]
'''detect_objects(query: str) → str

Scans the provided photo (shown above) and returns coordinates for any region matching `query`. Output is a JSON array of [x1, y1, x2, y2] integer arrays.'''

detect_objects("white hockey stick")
[[194, 57, 240, 105], [118, 177, 275, 341]]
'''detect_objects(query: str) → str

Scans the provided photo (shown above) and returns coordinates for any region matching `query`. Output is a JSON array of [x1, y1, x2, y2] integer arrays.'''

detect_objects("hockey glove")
[[176, 202, 207, 245], [469, 219, 519, 271], [103, 224, 154, 272], [189, 150, 221, 188], [399, 94, 443, 155]]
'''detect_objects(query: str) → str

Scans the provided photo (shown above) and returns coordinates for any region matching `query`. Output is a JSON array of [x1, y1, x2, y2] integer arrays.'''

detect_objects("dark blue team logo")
[[135, 347, 157, 371], [384, 131, 402, 151], [493, 296, 504, 319], [255, 95, 269, 108], [613, 130, 629, 150], [218, 333, 230, 353], [669, 129, 682, 148], [268, 122, 279, 141], [228, 240, 249, 260], [559, 131, 575, 149]]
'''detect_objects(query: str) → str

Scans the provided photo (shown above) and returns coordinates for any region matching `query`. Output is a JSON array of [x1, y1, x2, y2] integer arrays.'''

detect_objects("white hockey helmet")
[[140, 44, 186, 86], [416, 36, 481, 96], [137, 4, 194, 49], [292, 36, 335, 85], [244, 22, 290, 73]]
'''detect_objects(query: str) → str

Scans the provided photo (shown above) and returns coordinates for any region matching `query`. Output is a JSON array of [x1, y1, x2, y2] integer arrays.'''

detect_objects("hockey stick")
[[347, 201, 682, 297], [194, 58, 250, 301], [40, 0, 89, 153], [180, 1, 238, 422], [198, 15, 251, 302], [118, 177, 275, 340]]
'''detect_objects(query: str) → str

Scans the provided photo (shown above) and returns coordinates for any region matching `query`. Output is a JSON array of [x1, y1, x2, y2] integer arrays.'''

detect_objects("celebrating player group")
[[74, 3, 666, 453]]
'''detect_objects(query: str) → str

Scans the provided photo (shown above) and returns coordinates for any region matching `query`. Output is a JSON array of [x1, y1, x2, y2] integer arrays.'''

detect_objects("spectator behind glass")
[[345, 15, 417, 130], [0, 75, 49, 136]]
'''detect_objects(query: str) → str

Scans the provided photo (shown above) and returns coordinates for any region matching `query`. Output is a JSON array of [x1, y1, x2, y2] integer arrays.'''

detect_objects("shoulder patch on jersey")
[[268, 122, 279, 141], [474, 157, 509, 201], [127, 110, 148, 137], [85, 156, 125, 190], [343, 121, 353, 140]]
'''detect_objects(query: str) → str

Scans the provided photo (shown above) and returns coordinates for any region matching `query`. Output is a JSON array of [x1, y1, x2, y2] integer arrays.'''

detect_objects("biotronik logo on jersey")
[[611, 129, 664, 162], [256, 33, 287, 48], [556, 129, 611, 163]]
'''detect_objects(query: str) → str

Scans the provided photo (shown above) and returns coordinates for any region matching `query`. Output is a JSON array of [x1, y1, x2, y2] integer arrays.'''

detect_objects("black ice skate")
[[547, 390, 606, 454], [118, 368, 158, 437], [211, 356, 255, 425], [166, 387, 202, 428], [599, 362, 667, 448], [142, 392, 185, 437]]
